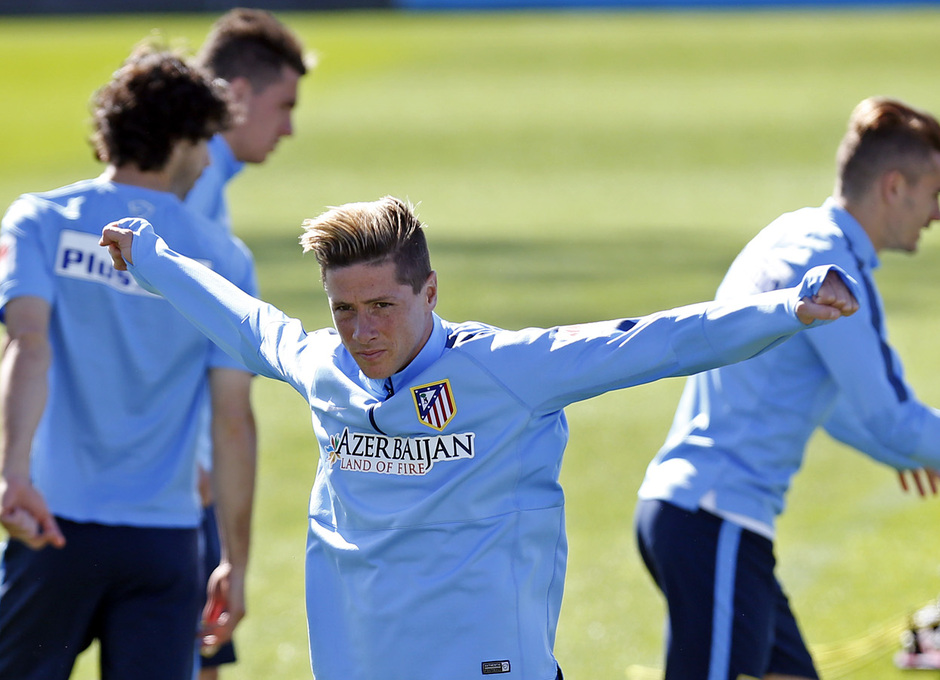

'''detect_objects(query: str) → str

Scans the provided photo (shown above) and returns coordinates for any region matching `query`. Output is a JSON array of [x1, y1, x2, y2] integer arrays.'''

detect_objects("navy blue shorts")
[[0, 518, 201, 680], [199, 504, 236, 669], [635, 499, 818, 680]]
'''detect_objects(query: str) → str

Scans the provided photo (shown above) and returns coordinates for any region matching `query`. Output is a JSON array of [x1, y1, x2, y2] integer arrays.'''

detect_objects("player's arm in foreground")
[[103, 219, 318, 394], [201, 366, 257, 651], [0, 297, 65, 548], [101, 219, 858, 359]]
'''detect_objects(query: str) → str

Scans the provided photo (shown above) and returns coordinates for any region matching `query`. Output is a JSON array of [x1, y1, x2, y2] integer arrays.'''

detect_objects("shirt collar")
[[209, 134, 245, 184], [823, 197, 880, 271], [96, 172, 182, 204], [360, 314, 446, 399]]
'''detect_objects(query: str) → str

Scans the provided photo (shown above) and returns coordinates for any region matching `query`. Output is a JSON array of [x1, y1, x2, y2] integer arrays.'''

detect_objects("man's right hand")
[[0, 475, 65, 549]]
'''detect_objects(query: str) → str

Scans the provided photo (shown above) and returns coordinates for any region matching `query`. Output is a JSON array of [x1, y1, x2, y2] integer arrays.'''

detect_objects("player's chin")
[[355, 354, 391, 379]]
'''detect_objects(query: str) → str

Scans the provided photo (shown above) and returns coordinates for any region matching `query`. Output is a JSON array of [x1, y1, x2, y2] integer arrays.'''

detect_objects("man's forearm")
[[0, 331, 50, 478], [213, 427, 256, 572], [210, 370, 257, 572]]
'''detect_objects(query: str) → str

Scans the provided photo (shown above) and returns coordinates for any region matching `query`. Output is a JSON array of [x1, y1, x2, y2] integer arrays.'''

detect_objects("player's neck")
[[104, 164, 174, 197], [835, 193, 885, 254]]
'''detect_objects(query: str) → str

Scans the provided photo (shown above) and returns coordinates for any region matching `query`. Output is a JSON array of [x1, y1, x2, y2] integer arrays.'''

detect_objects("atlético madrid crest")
[[411, 379, 456, 431]]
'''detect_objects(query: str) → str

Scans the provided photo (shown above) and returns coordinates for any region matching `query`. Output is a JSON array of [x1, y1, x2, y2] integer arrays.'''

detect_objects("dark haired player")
[[0, 46, 254, 680]]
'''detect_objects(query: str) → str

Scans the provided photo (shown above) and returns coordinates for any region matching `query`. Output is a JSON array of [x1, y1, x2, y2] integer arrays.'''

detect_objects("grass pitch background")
[[2, 9, 940, 679]]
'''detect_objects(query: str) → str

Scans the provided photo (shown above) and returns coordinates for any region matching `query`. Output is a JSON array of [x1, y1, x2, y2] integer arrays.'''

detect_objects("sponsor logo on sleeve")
[[550, 321, 619, 349]]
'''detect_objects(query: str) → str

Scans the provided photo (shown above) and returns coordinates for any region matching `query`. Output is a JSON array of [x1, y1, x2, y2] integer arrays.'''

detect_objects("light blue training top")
[[639, 198, 940, 538], [0, 176, 256, 527], [184, 134, 243, 234], [123, 218, 848, 680]]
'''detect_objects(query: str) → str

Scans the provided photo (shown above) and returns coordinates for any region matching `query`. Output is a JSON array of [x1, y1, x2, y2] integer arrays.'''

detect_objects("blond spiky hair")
[[300, 196, 432, 293]]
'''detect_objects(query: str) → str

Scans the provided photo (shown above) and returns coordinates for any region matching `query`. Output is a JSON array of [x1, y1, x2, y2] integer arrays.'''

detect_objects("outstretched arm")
[[102, 219, 306, 387]]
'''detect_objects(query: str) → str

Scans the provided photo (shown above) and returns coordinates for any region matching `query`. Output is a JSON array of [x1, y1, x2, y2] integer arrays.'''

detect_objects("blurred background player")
[[636, 96, 940, 680], [0, 45, 255, 680], [187, 8, 309, 230], [184, 9, 309, 679]]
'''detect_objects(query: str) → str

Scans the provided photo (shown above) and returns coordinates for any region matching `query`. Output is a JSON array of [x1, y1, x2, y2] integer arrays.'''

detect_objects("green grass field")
[[3, 8, 940, 679]]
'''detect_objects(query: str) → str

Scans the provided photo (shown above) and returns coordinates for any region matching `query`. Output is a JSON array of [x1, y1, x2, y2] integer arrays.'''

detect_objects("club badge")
[[412, 379, 456, 431]]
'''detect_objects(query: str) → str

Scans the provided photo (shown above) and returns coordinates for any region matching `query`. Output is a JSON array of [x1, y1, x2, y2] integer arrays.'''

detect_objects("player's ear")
[[424, 271, 438, 311], [225, 77, 253, 125], [880, 168, 905, 205]]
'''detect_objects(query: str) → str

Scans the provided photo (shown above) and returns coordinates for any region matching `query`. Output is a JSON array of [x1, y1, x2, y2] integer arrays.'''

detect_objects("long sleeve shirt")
[[124, 218, 850, 680], [184, 134, 243, 234], [639, 198, 940, 537], [0, 176, 255, 526]]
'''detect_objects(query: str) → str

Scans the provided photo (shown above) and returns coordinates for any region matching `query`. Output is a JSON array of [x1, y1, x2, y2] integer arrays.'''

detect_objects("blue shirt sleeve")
[[463, 265, 856, 414], [0, 196, 57, 316], [127, 219, 312, 394], [814, 267, 940, 470], [204, 234, 260, 372]]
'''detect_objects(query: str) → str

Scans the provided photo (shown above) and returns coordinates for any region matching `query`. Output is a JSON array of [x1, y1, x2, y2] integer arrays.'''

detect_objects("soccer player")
[[0, 47, 255, 679], [187, 8, 309, 230], [101, 195, 858, 680], [182, 10, 309, 676], [635, 96, 940, 680]]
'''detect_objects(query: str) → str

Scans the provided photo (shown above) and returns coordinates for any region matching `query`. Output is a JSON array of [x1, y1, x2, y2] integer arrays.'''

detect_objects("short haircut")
[[300, 196, 433, 294], [90, 45, 230, 171], [197, 8, 309, 92], [836, 97, 940, 202]]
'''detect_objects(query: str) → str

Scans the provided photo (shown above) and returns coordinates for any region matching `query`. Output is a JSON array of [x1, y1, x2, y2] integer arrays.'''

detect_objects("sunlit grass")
[[2, 9, 940, 679]]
